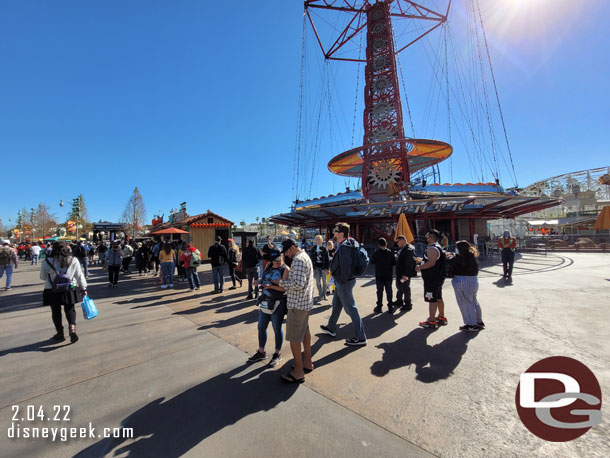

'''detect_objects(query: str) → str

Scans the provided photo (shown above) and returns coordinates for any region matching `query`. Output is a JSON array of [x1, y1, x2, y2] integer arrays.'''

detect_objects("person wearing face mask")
[[106, 241, 123, 287], [497, 231, 517, 281], [308, 234, 330, 303], [41, 241, 87, 342]]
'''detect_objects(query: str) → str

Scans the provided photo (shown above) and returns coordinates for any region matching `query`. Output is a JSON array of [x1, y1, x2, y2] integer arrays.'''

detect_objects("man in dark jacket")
[[207, 236, 228, 293], [320, 222, 366, 346], [394, 235, 416, 313], [242, 239, 262, 299], [371, 237, 395, 314]]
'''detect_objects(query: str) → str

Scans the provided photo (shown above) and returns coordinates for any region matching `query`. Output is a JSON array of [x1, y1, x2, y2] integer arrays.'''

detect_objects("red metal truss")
[[305, 1, 449, 61], [305, 1, 449, 202]]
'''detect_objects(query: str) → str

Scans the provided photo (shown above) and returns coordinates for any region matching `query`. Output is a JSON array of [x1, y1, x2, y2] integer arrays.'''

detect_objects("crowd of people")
[[0, 223, 499, 383]]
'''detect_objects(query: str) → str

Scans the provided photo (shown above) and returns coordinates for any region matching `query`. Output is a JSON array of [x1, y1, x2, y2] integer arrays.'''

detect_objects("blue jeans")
[[81, 257, 89, 277], [161, 261, 174, 285], [31, 254, 39, 265], [327, 278, 366, 340], [212, 265, 225, 291], [257, 298, 287, 351], [0, 264, 14, 288], [186, 267, 200, 289]]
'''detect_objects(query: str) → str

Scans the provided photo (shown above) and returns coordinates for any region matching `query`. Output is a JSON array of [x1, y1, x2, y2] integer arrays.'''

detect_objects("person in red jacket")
[[180, 244, 202, 291]]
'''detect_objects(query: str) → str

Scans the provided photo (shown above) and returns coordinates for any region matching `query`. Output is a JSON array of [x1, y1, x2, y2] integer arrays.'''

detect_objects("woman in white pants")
[[449, 240, 484, 332]]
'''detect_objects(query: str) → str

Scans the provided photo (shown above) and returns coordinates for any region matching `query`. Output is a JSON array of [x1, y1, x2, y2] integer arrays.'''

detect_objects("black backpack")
[[351, 242, 370, 276], [46, 259, 73, 293], [436, 248, 453, 278]]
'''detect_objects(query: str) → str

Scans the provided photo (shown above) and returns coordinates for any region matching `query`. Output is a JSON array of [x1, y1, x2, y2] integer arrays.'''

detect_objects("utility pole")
[[18, 210, 24, 242], [72, 197, 81, 241], [30, 208, 36, 241]]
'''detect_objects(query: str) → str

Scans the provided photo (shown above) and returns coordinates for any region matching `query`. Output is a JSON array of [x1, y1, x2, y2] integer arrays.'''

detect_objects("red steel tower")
[[306, 1, 453, 202]]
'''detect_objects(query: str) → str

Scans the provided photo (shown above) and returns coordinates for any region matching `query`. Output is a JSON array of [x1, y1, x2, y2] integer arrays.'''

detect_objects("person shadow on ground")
[[370, 328, 478, 383], [74, 364, 299, 458]]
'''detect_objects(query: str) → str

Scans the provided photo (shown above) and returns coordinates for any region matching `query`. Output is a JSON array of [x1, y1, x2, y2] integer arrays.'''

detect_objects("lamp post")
[[30, 208, 36, 241], [18, 210, 24, 242]]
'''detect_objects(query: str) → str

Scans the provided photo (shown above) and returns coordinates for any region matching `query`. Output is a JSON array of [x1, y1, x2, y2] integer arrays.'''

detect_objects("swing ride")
[[271, 0, 561, 241]]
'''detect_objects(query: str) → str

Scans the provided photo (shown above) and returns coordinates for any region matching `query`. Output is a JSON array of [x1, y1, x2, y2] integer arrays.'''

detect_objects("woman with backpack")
[[40, 241, 87, 343], [447, 240, 485, 332], [227, 239, 243, 290], [179, 244, 202, 291]]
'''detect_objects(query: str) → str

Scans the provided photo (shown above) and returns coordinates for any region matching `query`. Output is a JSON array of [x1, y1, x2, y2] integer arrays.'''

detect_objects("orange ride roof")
[[328, 139, 452, 177]]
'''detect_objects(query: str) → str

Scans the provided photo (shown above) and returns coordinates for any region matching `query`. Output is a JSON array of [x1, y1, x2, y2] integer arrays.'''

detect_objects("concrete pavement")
[[1, 252, 609, 457]]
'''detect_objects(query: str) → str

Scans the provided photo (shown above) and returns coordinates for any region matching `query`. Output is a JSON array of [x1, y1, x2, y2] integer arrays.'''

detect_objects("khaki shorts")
[[286, 308, 310, 342]]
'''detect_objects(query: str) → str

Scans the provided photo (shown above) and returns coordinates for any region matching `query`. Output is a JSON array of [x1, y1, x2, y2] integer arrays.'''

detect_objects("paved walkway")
[[1, 252, 609, 457]]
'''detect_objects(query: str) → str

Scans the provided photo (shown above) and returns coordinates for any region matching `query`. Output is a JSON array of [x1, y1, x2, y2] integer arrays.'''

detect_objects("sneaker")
[[161, 284, 168, 289], [269, 353, 282, 367], [401, 304, 413, 312], [319, 325, 336, 337], [247, 350, 267, 363], [51, 332, 65, 342], [345, 337, 367, 346], [246, 295, 253, 300], [419, 319, 439, 329], [459, 324, 470, 331], [477, 321, 485, 329], [229, 286, 236, 290], [195, 287, 201, 290], [463, 325, 479, 332], [189, 288, 194, 292], [373, 305, 383, 314], [108, 283, 113, 288], [5, 286, 12, 290], [437, 316, 448, 326], [169, 283, 174, 288]]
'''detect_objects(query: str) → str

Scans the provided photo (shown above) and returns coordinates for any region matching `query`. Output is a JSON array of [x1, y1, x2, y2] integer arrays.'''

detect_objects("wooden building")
[[153, 210, 234, 261]]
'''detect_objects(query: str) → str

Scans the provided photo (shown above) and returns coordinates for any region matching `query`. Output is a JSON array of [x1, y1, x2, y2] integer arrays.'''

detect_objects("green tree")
[[15, 208, 30, 241], [67, 194, 90, 237], [239, 220, 246, 227], [121, 187, 147, 239]]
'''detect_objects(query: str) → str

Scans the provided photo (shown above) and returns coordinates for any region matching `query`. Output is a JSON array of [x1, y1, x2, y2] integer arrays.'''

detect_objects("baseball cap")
[[281, 239, 297, 254]]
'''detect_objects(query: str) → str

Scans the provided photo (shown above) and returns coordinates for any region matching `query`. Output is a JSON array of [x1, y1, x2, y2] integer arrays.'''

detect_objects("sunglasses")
[[333, 229, 341, 233]]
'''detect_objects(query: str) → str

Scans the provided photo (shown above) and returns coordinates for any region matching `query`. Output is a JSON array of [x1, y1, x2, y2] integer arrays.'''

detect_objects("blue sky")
[[1, 0, 608, 228]]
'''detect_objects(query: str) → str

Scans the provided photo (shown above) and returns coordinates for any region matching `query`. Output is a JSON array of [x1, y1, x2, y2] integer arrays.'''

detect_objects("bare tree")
[[34, 204, 58, 238], [121, 187, 147, 239]]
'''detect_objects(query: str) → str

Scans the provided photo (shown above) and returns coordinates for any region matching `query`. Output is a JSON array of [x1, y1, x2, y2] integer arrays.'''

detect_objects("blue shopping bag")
[[81, 295, 99, 320]]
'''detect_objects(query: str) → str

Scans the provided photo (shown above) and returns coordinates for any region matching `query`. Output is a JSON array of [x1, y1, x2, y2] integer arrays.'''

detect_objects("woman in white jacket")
[[40, 242, 87, 343]]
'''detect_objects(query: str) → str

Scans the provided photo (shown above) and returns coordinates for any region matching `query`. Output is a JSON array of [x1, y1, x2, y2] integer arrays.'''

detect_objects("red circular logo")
[[515, 356, 602, 442]]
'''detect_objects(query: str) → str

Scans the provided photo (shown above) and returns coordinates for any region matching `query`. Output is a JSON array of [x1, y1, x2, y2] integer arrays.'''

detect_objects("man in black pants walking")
[[243, 240, 262, 299], [106, 242, 123, 287], [371, 238, 395, 314], [394, 235, 416, 313]]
